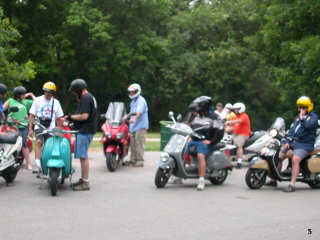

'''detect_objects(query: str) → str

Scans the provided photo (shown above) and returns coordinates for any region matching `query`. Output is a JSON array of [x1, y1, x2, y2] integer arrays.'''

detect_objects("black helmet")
[[69, 79, 87, 94], [0, 84, 7, 95], [193, 96, 212, 113], [13, 86, 27, 99]]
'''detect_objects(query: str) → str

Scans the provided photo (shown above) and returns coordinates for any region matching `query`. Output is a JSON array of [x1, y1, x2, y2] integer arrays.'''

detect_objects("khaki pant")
[[130, 129, 147, 163]]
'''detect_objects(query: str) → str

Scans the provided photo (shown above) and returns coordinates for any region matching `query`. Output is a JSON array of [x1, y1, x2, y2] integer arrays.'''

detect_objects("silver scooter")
[[154, 112, 231, 188]]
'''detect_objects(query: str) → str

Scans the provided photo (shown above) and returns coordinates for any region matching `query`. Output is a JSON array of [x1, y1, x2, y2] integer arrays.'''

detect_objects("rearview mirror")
[[168, 111, 174, 119]]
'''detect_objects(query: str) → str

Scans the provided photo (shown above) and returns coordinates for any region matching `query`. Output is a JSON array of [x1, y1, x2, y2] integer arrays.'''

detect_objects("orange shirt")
[[233, 113, 251, 136]]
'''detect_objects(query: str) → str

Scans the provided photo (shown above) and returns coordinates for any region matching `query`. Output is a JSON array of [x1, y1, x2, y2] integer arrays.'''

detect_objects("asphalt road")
[[0, 150, 319, 240]]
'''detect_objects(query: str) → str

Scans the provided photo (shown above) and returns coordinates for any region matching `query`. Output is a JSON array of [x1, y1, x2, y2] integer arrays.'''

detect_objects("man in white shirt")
[[28, 82, 64, 174]]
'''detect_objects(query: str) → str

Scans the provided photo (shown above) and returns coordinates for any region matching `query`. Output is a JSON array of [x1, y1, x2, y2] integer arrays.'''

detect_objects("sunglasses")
[[298, 106, 308, 109]]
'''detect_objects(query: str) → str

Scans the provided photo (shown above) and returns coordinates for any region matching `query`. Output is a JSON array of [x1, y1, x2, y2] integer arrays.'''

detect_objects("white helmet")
[[127, 83, 141, 99], [225, 103, 233, 109], [233, 102, 245, 114]]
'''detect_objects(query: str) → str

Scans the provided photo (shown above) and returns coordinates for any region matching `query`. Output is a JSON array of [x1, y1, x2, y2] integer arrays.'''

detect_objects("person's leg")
[[133, 129, 147, 166], [80, 158, 89, 180], [129, 132, 137, 163]]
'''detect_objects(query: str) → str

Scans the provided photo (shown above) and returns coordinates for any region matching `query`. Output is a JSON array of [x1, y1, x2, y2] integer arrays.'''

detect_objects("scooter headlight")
[[269, 128, 278, 138], [104, 131, 111, 138], [116, 132, 124, 139], [160, 152, 170, 162], [62, 120, 69, 127]]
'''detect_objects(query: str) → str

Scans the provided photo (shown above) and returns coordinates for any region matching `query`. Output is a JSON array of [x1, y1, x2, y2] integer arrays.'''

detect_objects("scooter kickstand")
[[39, 175, 45, 189]]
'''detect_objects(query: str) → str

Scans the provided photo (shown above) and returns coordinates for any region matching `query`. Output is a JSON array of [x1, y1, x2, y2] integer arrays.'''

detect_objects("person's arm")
[[129, 112, 141, 123], [28, 114, 35, 137], [25, 93, 36, 100], [70, 113, 89, 121], [2, 100, 9, 110]]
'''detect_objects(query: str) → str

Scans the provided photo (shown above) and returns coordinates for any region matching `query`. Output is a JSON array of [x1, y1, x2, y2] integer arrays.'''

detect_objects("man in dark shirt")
[[68, 79, 97, 191]]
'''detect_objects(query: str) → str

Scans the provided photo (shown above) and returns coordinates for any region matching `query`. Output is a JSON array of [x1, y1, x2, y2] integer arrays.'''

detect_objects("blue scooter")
[[34, 118, 78, 196]]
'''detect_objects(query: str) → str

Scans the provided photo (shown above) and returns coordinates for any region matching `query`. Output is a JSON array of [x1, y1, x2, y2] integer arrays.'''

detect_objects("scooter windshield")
[[270, 117, 286, 136], [105, 102, 126, 126]]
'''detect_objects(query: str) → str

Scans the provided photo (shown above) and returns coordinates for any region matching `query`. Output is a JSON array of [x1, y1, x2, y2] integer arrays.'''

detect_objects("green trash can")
[[159, 121, 174, 151]]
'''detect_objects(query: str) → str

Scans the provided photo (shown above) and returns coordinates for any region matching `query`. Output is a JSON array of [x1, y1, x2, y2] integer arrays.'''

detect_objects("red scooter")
[[100, 102, 130, 172]]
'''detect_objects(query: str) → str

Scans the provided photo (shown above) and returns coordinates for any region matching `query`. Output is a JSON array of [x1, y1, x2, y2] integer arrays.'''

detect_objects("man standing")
[[29, 82, 64, 174], [225, 102, 251, 169], [124, 83, 149, 167], [68, 79, 97, 191]]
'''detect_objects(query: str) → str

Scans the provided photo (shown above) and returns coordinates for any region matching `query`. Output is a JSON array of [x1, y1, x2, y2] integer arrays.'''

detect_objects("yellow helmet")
[[296, 96, 313, 112], [43, 82, 56, 92]]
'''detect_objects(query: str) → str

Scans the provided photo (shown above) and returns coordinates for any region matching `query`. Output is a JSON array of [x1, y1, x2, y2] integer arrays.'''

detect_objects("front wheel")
[[245, 168, 267, 189], [50, 168, 59, 196], [209, 169, 228, 185], [155, 168, 172, 188], [106, 153, 118, 172], [308, 180, 320, 189]]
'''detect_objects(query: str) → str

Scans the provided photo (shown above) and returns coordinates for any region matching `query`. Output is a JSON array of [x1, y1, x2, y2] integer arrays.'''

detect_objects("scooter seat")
[[212, 142, 226, 151], [0, 131, 19, 144]]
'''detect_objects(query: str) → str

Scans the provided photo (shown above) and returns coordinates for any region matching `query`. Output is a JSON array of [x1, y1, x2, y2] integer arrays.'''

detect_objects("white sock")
[[82, 179, 89, 183], [238, 158, 242, 164], [199, 177, 204, 182], [35, 159, 41, 169]]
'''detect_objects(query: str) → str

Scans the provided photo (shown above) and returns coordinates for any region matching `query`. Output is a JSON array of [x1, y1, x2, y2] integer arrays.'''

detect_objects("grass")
[[91, 131, 160, 151]]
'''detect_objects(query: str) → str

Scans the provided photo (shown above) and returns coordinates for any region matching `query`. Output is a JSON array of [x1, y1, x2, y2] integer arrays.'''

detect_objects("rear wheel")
[[50, 168, 59, 196], [245, 168, 267, 189], [209, 169, 228, 185], [155, 168, 172, 188], [106, 153, 118, 172], [308, 180, 320, 189]]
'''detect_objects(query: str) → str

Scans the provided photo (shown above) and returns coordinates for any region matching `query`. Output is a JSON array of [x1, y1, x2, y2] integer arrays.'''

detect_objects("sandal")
[[282, 184, 295, 192]]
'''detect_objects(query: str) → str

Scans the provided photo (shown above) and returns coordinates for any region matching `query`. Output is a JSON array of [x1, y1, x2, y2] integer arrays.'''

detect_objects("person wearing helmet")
[[123, 83, 149, 167], [186, 96, 224, 190], [266, 96, 318, 192], [2, 86, 36, 170], [0, 83, 8, 112], [29, 82, 64, 175], [68, 79, 97, 191], [225, 102, 251, 169], [224, 103, 235, 133]]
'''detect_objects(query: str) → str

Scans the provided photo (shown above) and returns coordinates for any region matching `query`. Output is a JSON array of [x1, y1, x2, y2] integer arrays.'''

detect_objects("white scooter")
[[0, 107, 23, 185]]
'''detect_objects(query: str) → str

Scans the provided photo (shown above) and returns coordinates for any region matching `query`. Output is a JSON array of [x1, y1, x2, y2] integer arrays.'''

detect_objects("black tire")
[[50, 168, 59, 196], [106, 153, 118, 172], [3, 166, 18, 184], [155, 168, 172, 188], [245, 168, 267, 189], [209, 169, 228, 185], [308, 180, 320, 189]]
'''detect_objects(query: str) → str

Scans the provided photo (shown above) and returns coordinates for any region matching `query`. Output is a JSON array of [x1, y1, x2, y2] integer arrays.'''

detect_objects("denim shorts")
[[186, 140, 214, 157], [19, 127, 28, 147], [74, 133, 93, 158]]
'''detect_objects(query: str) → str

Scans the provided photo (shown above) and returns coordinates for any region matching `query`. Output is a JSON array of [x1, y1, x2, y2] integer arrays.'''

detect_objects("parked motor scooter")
[[0, 107, 23, 185], [100, 102, 130, 172], [33, 118, 78, 196], [223, 117, 286, 162], [155, 112, 231, 188], [245, 118, 320, 189]]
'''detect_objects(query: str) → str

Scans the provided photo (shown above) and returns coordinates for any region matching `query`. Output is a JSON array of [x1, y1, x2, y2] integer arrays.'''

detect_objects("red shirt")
[[233, 113, 251, 136]]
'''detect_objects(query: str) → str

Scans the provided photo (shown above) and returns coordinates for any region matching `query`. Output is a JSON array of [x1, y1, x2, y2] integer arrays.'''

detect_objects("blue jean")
[[186, 140, 214, 157], [74, 133, 93, 158]]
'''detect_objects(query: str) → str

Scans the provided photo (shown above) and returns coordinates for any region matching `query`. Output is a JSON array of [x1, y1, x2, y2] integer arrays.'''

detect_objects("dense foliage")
[[1, 0, 319, 130]]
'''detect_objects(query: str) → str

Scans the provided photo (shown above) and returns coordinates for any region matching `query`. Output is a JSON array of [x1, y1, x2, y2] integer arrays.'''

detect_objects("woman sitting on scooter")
[[265, 96, 318, 192], [186, 96, 224, 191], [2, 86, 36, 170]]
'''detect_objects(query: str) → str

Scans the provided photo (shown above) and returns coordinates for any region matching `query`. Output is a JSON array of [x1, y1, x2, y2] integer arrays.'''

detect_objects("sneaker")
[[72, 180, 90, 191], [264, 180, 277, 187], [236, 163, 242, 169], [72, 178, 84, 187], [133, 161, 144, 167], [197, 181, 205, 191], [168, 177, 183, 184], [27, 165, 33, 171]]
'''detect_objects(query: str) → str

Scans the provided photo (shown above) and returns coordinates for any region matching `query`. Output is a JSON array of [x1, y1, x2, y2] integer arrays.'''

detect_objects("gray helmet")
[[0, 84, 7, 95], [193, 96, 212, 113], [69, 79, 87, 94], [13, 86, 27, 99]]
